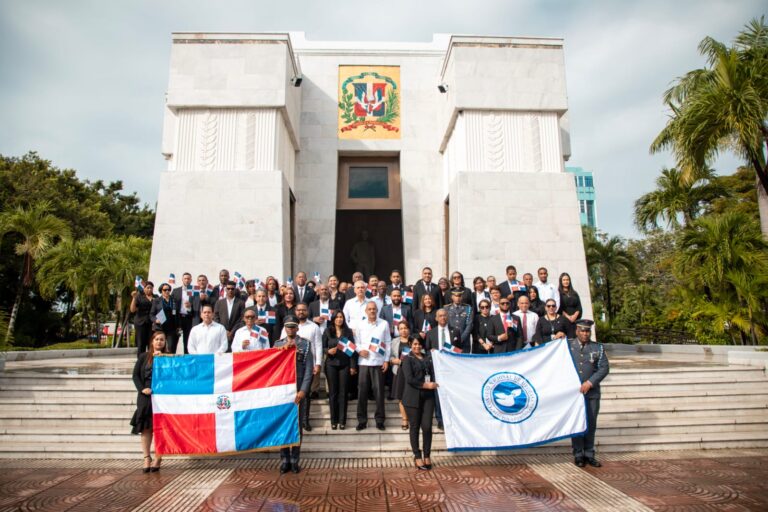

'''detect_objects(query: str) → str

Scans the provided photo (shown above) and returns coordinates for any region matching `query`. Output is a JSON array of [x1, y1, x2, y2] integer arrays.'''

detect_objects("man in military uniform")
[[569, 319, 609, 468], [274, 315, 314, 474], [445, 288, 473, 352]]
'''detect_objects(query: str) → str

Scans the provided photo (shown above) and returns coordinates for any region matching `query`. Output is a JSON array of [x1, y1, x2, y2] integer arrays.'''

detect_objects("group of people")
[[130, 265, 607, 474]]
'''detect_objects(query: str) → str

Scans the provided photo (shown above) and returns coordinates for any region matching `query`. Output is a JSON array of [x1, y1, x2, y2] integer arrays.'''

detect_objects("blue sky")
[[0, 0, 764, 237]]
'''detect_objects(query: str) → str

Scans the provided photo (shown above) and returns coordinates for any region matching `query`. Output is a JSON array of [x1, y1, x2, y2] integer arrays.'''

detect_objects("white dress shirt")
[[371, 295, 391, 312], [231, 325, 270, 352], [355, 317, 392, 366], [534, 280, 560, 310], [187, 321, 228, 354], [343, 296, 370, 330], [514, 310, 538, 345], [280, 320, 322, 365], [436, 325, 452, 351]]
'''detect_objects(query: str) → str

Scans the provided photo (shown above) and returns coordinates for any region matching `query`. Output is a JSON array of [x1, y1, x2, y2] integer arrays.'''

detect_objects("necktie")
[[440, 328, 445, 349], [522, 312, 528, 341], [299, 287, 304, 301], [426, 283, 431, 293]]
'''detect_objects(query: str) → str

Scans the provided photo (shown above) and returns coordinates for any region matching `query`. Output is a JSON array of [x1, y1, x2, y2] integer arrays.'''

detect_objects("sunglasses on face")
[[500, 302, 510, 306], [479, 305, 490, 310], [226, 287, 236, 291], [546, 304, 556, 308], [244, 315, 256, 319]]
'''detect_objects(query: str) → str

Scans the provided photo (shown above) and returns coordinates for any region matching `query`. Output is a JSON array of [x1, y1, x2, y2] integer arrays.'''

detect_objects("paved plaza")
[[1, 450, 767, 511]]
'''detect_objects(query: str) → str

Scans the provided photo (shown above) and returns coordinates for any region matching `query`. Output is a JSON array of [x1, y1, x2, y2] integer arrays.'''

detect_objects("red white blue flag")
[[151, 349, 299, 455], [135, 276, 144, 292], [403, 291, 414, 304], [168, 273, 176, 286], [259, 310, 276, 325], [337, 337, 356, 357]]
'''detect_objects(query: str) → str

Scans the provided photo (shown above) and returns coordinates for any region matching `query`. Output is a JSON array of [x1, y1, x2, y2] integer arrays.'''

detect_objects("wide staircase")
[[1, 360, 767, 458]]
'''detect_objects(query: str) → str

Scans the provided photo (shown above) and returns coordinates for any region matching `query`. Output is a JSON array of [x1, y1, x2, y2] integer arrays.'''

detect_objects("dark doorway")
[[334, 210, 404, 282]]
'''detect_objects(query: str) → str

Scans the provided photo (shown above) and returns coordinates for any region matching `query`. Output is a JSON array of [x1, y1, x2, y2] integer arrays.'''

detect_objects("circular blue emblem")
[[482, 372, 538, 424]]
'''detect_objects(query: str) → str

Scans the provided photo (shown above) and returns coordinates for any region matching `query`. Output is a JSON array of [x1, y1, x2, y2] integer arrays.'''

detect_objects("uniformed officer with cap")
[[274, 315, 314, 474], [569, 319, 609, 468], [445, 287, 473, 352]]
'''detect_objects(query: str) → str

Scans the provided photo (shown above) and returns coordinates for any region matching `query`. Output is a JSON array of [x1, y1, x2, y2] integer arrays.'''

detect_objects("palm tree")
[[584, 231, 636, 323], [651, 17, 768, 237], [726, 270, 768, 345], [634, 167, 727, 232], [0, 202, 70, 341]]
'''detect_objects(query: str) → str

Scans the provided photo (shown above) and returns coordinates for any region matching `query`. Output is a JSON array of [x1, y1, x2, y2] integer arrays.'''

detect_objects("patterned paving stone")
[[1, 452, 767, 511]]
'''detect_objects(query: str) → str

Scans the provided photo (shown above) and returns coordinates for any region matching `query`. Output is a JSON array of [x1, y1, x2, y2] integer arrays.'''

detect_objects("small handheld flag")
[[135, 276, 144, 292], [206, 283, 214, 294], [401, 346, 411, 357], [168, 273, 176, 286], [255, 278, 266, 290], [249, 326, 270, 347], [337, 337, 356, 357], [422, 319, 432, 332], [320, 307, 330, 321], [443, 339, 463, 353], [234, 272, 245, 290], [313, 272, 321, 283], [286, 277, 294, 287], [193, 285, 201, 297], [368, 337, 386, 356], [403, 291, 414, 304], [393, 310, 402, 322]]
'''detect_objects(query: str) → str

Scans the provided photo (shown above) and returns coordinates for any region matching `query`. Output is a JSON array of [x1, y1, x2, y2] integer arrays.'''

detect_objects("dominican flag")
[[337, 337, 356, 357], [403, 291, 414, 304], [510, 282, 527, 293], [250, 326, 270, 347], [168, 273, 176, 286], [443, 339, 463, 354], [255, 278, 266, 290], [432, 339, 586, 450], [401, 346, 411, 357], [422, 319, 432, 332], [234, 272, 245, 290], [313, 272, 321, 283], [368, 337, 386, 356], [193, 285, 201, 297], [185, 284, 193, 298], [286, 277, 294, 287], [365, 285, 374, 298], [320, 307, 331, 321], [135, 276, 144, 292], [152, 349, 299, 455], [259, 310, 276, 325], [206, 283, 214, 294]]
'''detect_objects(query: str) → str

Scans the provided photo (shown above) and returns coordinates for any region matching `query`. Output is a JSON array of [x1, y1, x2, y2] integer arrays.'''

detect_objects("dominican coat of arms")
[[338, 66, 400, 139]]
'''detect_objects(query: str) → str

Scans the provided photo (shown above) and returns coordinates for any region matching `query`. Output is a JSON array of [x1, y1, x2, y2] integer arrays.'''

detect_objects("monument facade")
[[149, 32, 592, 316]]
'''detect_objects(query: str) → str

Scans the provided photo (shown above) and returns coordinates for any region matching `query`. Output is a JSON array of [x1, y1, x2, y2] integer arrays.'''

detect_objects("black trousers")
[[326, 363, 350, 425], [280, 395, 306, 464], [163, 330, 179, 355], [178, 315, 193, 354], [572, 396, 600, 459], [357, 365, 385, 425], [134, 323, 152, 357], [404, 395, 435, 459]]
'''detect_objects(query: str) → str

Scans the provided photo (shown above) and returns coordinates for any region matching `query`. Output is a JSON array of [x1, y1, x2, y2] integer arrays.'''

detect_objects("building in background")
[[565, 166, 597, 229]]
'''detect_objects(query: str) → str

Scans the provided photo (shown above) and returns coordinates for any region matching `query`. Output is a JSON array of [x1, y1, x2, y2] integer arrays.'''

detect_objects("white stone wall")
[[148, 170, 291, 284]]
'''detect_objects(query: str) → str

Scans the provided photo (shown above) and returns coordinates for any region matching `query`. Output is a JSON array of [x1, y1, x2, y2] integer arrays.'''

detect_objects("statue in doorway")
[[350, 230, 375, 278]]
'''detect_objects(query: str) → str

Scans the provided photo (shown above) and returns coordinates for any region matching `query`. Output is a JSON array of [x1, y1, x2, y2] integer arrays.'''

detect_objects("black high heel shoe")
[[150, 457, 162, 472], [414, 456, 428, 471], [142, 456, 152, 473]]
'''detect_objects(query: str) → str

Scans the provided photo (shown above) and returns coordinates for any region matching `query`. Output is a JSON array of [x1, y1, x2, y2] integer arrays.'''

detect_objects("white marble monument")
[[149, 32, 592, 317]]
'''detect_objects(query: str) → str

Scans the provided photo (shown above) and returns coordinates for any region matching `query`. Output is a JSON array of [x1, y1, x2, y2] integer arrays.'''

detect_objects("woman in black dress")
[[401, 338, 439, 470], [327, 274, 346, 309], [131, 330, 169, 472], [472, 299, 495, 354], [533, 299, 570, 344], [557, 273, 582, 338], [274, 287, 297, 336], [150, 283, 179, 354], [265, 276, 282, 308], [322, 311, 357, 429], [444, 271, 472, 306], [413, 294, 437, 342], [528, 286, 546, 317], [130, 282, 155, 356], [391, 321, 417, 429]]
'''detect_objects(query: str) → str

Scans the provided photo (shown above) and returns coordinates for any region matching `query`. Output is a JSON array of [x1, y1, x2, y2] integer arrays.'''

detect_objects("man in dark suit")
[[293, 271, 317, 305], [425, 309, 461, 352], [499, 265, 528, 305], [379, 288, 414, 335], [190, 274, 215, 327], [412, 267, 442, 310], [213, 280, 245, 350], [385, 269, 408, 296], [245, 288, 277, 344], [344, 271, 364, 300], [487, 297, 523, 353], [210, 269, 230, 306], [171, 272, 195, 354]]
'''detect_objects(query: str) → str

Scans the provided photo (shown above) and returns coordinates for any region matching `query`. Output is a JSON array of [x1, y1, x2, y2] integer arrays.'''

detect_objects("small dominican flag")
[[393, 309, 402, 322], [255, 278, 266, 290], [151, 349, 299, 455], [313, 272, 321, 283], [403, 291, 414, 304], [249, 326, 270, 347], [320, 307, 331, 321], [258, 310, 276, 325], [206, 283, 214, 294], [422, 319, 432, 332], [286, 277, 294, 287], [185, 284, 193, 298], [168, 273, 176, 286], [368, 337, 386, 356], [491, 303, 500, 316], [135, 276, 144, 292], [443, 339, 463, 354], [234, 272, 245, 290], [510, 282, 527, 293], [365, 285, 375, 298], [401, 346, 411, 357], [193, 285, 201, 297], [337, 337, 356, 357]]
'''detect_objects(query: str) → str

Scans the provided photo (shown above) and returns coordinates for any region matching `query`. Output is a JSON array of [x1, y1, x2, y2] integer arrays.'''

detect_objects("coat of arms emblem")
[[338, 66, 400, 139]]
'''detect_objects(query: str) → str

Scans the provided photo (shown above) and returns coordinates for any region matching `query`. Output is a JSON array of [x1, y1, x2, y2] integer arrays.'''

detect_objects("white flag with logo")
[[432, 338, 586, 450]]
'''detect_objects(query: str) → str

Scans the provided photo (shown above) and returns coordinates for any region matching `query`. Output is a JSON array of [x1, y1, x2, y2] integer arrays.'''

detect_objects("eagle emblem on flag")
[[338, 66, 400, 139]]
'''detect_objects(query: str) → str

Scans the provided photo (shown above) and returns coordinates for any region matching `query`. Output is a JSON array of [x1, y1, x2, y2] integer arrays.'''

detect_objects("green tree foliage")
[[650, 16, 768, 235], [582, 228, 636, 324], [0, 152, 155, 346]]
